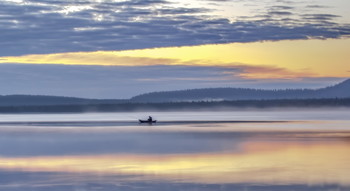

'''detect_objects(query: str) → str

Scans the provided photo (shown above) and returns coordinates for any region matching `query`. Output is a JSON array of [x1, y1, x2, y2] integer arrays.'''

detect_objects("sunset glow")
[[1, 141, 349, 185], [1, 38, 349, 79], [1, 1, 350, 190]]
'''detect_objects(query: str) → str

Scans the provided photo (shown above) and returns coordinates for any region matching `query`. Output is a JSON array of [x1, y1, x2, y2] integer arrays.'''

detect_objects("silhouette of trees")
[[130, 79, 350, 103], [0, 98, 349, 113]]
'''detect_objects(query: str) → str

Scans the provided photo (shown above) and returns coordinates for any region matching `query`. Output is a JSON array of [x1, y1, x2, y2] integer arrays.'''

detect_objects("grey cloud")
[[0, 0, 349, 56], [270, 6, 294, 10], [268, 11, 293, 16], [275, 0, 295, 4], [207, 0, 231, 1], [302, 14, 340, 21], [158, 8, 210, 15], [306, 5, 329, 9], [111, 0, 169, 6]]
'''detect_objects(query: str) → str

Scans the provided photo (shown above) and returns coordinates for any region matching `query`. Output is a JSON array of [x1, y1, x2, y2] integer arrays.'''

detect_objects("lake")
[[0, 110, 350, 191]]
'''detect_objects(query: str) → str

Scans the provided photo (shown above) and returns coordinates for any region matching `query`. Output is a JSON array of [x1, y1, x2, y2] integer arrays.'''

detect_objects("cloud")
[[306, 5, 329, 9], [268, 11, 293, 16], [0, 0, 349, 56], [302, 14, 340, 21], [0, 64, 236, 98], [0, 52, 179, 66], [227, 65, 316, 79], [270, 5, 294, 10], [0, 49, 319, 80], [0, 63, 344, 98]]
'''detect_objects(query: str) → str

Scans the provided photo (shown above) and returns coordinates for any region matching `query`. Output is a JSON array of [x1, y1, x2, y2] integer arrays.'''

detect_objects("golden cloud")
[[1, 38, 349, 79], [0, 52, 177, 66]]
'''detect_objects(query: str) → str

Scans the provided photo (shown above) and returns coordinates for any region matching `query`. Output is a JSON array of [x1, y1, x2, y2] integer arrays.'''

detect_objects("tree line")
[[0, 98, 349, 113]]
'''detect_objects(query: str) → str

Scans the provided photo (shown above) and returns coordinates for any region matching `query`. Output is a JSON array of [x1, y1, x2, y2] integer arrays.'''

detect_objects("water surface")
[[0, 111, 349, 190]]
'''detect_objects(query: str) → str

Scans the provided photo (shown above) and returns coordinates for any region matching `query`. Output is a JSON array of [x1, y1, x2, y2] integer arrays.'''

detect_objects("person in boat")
[[148, 116, 153, 122]]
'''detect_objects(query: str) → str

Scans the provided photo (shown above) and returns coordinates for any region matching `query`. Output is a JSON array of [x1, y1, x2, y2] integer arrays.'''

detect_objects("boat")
[[139, 119, 157, 123], [139, 116, 156, 123]]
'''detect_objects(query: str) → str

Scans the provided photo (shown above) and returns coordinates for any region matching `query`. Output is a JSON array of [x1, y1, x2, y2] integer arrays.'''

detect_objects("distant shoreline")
[[0, 120, 289, 127], [0, 98, 349, 113]]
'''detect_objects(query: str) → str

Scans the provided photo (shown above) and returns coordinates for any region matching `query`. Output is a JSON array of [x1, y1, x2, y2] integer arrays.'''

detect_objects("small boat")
[[139, 119, 157, 123]]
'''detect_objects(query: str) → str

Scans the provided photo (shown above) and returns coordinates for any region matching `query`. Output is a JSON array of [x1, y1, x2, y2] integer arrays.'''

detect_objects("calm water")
[[0, 110, 350, 191]]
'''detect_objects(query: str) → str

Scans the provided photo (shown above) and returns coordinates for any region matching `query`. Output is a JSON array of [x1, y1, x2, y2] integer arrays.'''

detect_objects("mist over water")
[[0, 110, 350, 191]]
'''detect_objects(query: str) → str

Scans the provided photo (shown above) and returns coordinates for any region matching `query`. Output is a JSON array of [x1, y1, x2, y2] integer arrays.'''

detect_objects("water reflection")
[[0, 111, 350, 190], [1, 140, 350, 186]]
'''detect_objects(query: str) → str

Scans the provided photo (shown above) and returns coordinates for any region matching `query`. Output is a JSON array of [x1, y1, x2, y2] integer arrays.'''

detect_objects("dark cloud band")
[[0, 0, 349, 56]]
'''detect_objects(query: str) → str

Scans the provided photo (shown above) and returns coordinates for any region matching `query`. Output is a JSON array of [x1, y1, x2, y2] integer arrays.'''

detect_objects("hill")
[[0, 95, 126, 106], [130, 79, 350, 103], [0, 79, 349, 107], [0, 98, 349, 113]]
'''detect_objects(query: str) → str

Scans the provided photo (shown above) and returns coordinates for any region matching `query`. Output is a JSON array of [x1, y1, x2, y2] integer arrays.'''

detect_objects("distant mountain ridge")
[[130, 79, 350, 103], [0, 95, 126, 106], [0, 79, 349, 106]]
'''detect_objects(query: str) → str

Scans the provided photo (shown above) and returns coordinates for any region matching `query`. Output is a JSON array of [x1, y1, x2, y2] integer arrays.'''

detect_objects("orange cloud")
[[225, 64, 318, 79]]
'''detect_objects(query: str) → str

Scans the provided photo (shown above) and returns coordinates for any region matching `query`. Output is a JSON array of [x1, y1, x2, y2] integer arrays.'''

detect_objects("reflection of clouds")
[[0, 171, 347, 191], [0, 141, 350, 185]]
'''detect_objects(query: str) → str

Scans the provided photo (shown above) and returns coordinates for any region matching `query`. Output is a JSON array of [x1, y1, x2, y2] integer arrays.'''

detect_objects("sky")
[[0, 0, 350, 98]]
